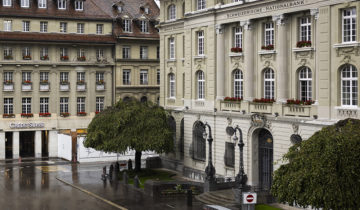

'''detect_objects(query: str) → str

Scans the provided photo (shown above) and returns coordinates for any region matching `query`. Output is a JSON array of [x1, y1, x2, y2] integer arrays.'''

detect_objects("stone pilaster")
[[0, 132, 5, 160], [311, 8, 319, 105], [216, 24, 225, 100], [13, 131, 19, 159], [241, 20, 254, 101], [273, 14, 288, 103], [35, 131, 42, 158], [48, 130, 58, 157]]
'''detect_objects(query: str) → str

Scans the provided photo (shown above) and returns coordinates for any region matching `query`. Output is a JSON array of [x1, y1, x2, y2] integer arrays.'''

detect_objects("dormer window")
[[123, 19, 132, 32], [38, 0, 46, 8], [118, 6, 123, 12], [140, 20, 148, 33], [21, 0, 29, 8], [144, 7, 149, 14], [3, 0, 12, 7], [75, 0, 83, 11], [58, 0, 66, 9]]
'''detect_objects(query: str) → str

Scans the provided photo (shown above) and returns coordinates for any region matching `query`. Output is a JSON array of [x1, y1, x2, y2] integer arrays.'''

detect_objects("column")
[[216, 24, 225, 100], [273, 15, 288, 103], [310, 8, 320, 105], [35, 131, 42, 158], [48, 130, 58, 157], [0, 132, 5, 160], [242, 20, 255, 101], [13, 131, 19, 159]]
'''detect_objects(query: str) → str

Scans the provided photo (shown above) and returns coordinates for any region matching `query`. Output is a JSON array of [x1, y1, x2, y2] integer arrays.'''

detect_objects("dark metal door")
[[258, 129, 273, 190]]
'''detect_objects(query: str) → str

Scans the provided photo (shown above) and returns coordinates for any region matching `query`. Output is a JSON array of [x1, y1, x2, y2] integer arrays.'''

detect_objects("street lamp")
[[226, 125, 247, 189], [203, 122, 216, 182]]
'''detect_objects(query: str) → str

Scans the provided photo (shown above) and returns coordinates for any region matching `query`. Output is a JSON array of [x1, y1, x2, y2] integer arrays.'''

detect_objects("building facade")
[[0, 0, 160, 161], [158, 0, 360, 191]]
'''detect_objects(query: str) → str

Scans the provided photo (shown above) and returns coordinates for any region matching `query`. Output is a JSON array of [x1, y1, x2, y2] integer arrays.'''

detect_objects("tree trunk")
[[135, 150, 142, 172]]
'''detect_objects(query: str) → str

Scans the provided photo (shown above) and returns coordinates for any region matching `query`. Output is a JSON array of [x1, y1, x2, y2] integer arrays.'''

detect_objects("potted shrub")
[[224, 97, 243, 102], [261, 45, 274, 50], [286, 99, 314, 105], [60, 55, 69, 61], [296, 40, 312, 48], [231, 47, 243, 53], [77, 80, 85, 85], [96, 80, 105, 85], [21, 113, 33, 118], [40, 79, 48, 84], [40, 55, 49, 60], [60, 80, 69, 85], [4, 55, 13, 60], [77, 112, 87, 116], [3, 113, 15, 118], [23, 80, 32, 84], [60, 112, 70, 117], [253, 98, 276, 103], [23, 55, 32, 60], [39, 112, 51, 117], [77, 56, 86, 61], [4, 80, 13, 85]]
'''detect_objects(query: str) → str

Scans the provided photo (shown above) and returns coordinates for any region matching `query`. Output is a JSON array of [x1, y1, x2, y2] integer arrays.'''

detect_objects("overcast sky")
[[155, 0, 160, 7]]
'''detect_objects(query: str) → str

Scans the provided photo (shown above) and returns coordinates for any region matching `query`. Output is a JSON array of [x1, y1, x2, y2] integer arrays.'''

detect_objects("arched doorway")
[[140, 96, 148, 103], [258, 129, 273, 190]]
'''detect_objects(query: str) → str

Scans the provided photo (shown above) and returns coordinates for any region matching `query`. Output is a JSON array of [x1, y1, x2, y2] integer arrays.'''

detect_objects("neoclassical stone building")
[[158, 0, 360, 191]]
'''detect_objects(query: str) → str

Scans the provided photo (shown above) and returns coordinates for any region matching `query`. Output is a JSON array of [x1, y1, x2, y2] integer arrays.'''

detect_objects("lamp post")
[[203, 122, 216, 182]]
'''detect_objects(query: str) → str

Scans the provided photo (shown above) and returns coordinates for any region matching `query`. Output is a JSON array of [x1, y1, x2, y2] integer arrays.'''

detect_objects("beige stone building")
[[158, 0, 360, 192]]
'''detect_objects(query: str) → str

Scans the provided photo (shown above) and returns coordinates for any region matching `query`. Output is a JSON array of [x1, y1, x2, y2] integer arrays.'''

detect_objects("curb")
[[56, 177, 128, 210]]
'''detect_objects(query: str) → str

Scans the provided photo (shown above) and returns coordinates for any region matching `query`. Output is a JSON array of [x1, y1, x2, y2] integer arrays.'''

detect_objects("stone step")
[[207, 192, 235, 203], [208, 191, 235, 201], [196, 191, 237, 207]]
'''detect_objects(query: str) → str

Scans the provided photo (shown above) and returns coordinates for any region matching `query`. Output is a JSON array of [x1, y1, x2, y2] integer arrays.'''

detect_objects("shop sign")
[[9, 122, 45, 129]]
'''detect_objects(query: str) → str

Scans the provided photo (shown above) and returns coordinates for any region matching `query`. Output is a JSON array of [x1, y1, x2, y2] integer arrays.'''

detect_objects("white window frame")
[[40, 98, 49, 113], [22, 72, 31, 82], [38, 0, 46, 8], [77, 23, 84, 34], [23, 21, 30, 32], [169, 73, 176, 98], [77, 72, 85, 82], [21, 0, 29, 8], [197, 0, 206, 10], [4, 72, 13, 82], [169, 37, 175, 59], [4, 98, 13, 114], [77, 48, 85, 58], [342, 8, 357, 43], [264, 22, 274, 46], [96, 24, 103, 34], [233, 69, 243, 98], [4, 47, 12, 58], [22, 98, 31, 114], [140, 20, 148, 33], [96, 72, 104, 83], [96, 97, 104, 112], [123, 19, 132, 32], [264, 68, 275, 100], [299, 17, 311, 42], [60, 48, 68, 57], [58, 0, 66, 9], [197, 31, 204, 56], [197, 71, 205, 100], [60, 72, 69, 82], [122, 46, 130, 59], [168, 4, 176, 20], [77, 97, 86, 113], [157, 69, 160, 85], [234, 27, 243, 48], [299, 67, 312, 101], [60, 22, 67, 33], [75, 0, 83, 11], [22, 47, 31, 58], [123, 70, 131, 85], [341, 65, 358, 106], [3, 0, 12, 7], [140, 46, 148, 59], [40, 21, 48, 32], [40, 72, 49, 82], [96, 49, 104, 59], [60, 97, 69, 113], [4, 20, 12, 32], [140, 70, 148, 85]]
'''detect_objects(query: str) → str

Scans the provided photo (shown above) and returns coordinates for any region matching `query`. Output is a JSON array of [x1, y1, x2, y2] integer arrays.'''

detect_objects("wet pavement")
[[0, 159, 204, 210]]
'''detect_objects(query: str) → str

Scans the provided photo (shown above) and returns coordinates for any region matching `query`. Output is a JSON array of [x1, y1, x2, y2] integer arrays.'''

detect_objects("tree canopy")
[[84, 99, 174, 171], [271, 118, 360, 210]]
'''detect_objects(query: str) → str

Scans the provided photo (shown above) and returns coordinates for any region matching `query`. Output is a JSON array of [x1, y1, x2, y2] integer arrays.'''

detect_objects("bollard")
[[123, 171, 129, 184], [128, 159, 133, 171], [115, 162, 120, 173], [101, 166, 107, 181], [109, 164, 114, 180], [134, 175, 140, 188], [187, 189, 192, 206]]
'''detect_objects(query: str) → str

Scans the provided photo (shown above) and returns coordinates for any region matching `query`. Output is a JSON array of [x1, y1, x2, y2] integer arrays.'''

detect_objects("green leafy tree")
[[271, 118, 360, 209], [84, 99, 174, 171]]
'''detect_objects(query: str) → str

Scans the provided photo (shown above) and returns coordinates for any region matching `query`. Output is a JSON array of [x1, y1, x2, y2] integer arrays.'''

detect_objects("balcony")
[[249, 102, 273, 114], [3, 82, 14, 91], [220, 101, 242, 112], [22, 82, 32, 91], [283, 105, 312, 117], [77, 82, 86, 91], [39, 82, 50, 91], [336, 107, 360, 119], [60, 82, 70, 91], [96, 82, 105, 91]]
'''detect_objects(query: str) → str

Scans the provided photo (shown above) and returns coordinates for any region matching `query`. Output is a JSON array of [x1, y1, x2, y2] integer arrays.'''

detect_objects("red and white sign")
[[243, 192, 257, 204]]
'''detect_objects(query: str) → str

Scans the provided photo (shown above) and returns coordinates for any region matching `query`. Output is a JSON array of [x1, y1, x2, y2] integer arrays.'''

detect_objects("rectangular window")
[[4, 72, 13, 83], [123, 70, 131, 85], [343, 8, 357, 43], [58, 0, 66, 9], [22, 47, 31, 59], [60, 22, 67, 33], [40, 98, 49, 113], [169, 74, 175, 98], [4, 47, 12, 59], [96, 49, 104, 59], [22, 98, 31, 114], [123, 19, 132, 32], [157, 69, 160, 85], [38, 0, 46, 8], [96, 72, 104, 83], [4, 98, 13, 114], [197, 0, 206, 10], [122, 46, 130, 59], [234, 27, 243, 48], [140, 70, 148, 85], [60, 72, 69, 82], [60, 97, 69, 113], [169, 38, 175, 59], [4, 20, 12, 31], [40, 21, 48, 32], [140, 46, 148, 59], [77, 97, 85, 113], [140, 21, 148, 33], [96, 97, 104, 112], [77, 72, 85, 82], [96, 24, 103, 34], [75, 0, 83, 11], [40, 72, 49, 82], [225, 142, 235, 168], [40, 47, 48, 59], [157, 46, 160, 59], [22, 72, 31, 82], [60, 48, 68, 57], [197, 31, 204, 56], [21, 0, 29, 8], [77, 23, 84, 34], [299, 17, 311, 42], [77, 48, 86, 59], [264, 22, 274, 46], [3, 0, 12, 6], [23, 21, 30, 32]]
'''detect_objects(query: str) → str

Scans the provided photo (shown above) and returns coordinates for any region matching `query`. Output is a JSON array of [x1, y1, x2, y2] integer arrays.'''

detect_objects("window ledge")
[[335, 106, 360, 110], [194, 55, 206, 59], [166, 59, 176, 62], [292, 47, 315, 52], [258, 50, 276, 55], [229, 52, 243, 57], [333, 42, 360, 48]]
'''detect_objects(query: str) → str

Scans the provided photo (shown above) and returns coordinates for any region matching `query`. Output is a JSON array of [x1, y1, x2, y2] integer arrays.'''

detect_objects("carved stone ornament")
[[215, 24, 224, 34], [341, 55, 353, 64], [227, 117, 232, 126], [299, 59, 308, 66], [292, 123, 299, 134], [240, 20, 252, 30], [251, 113, 268, 128], [196, 64, 202, 70], [336, 45, 360, 57], [295, 50, 314, 60]]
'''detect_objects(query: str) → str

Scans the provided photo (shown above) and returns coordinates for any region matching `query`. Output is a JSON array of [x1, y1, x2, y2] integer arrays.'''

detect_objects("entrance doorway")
[[5, 132, 13, 159], [258, 129, 273, 190], [42, 131, 49, 157], [20, 131, 35, 158]]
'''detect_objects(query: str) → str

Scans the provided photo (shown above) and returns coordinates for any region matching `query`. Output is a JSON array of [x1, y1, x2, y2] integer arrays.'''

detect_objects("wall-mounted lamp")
[[242, 110, 246, 115], [214, 108, 217, 112], [274, 112, 279, 117], [313, 115, 318, 120], [185, 106, 189, 110]]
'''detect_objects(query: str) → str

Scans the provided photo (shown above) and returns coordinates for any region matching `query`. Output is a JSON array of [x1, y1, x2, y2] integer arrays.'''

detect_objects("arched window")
[[140, 96, 147, 103], [168, 116, 176, 146], [192, 121, 205, 161], [123, 96, 131, 102], [299, 67, 312, 101], [169, 73, 175, 98], [168, 4, 176, 20], [264, 68, 275, 99], [341, 65, 358, 106], [197, 71, 205, 100], [233, 69, 243, 98]]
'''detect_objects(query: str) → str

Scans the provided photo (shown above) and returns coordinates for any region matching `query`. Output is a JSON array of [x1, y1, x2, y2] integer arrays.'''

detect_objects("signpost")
[[243, 192, 257, 209]]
